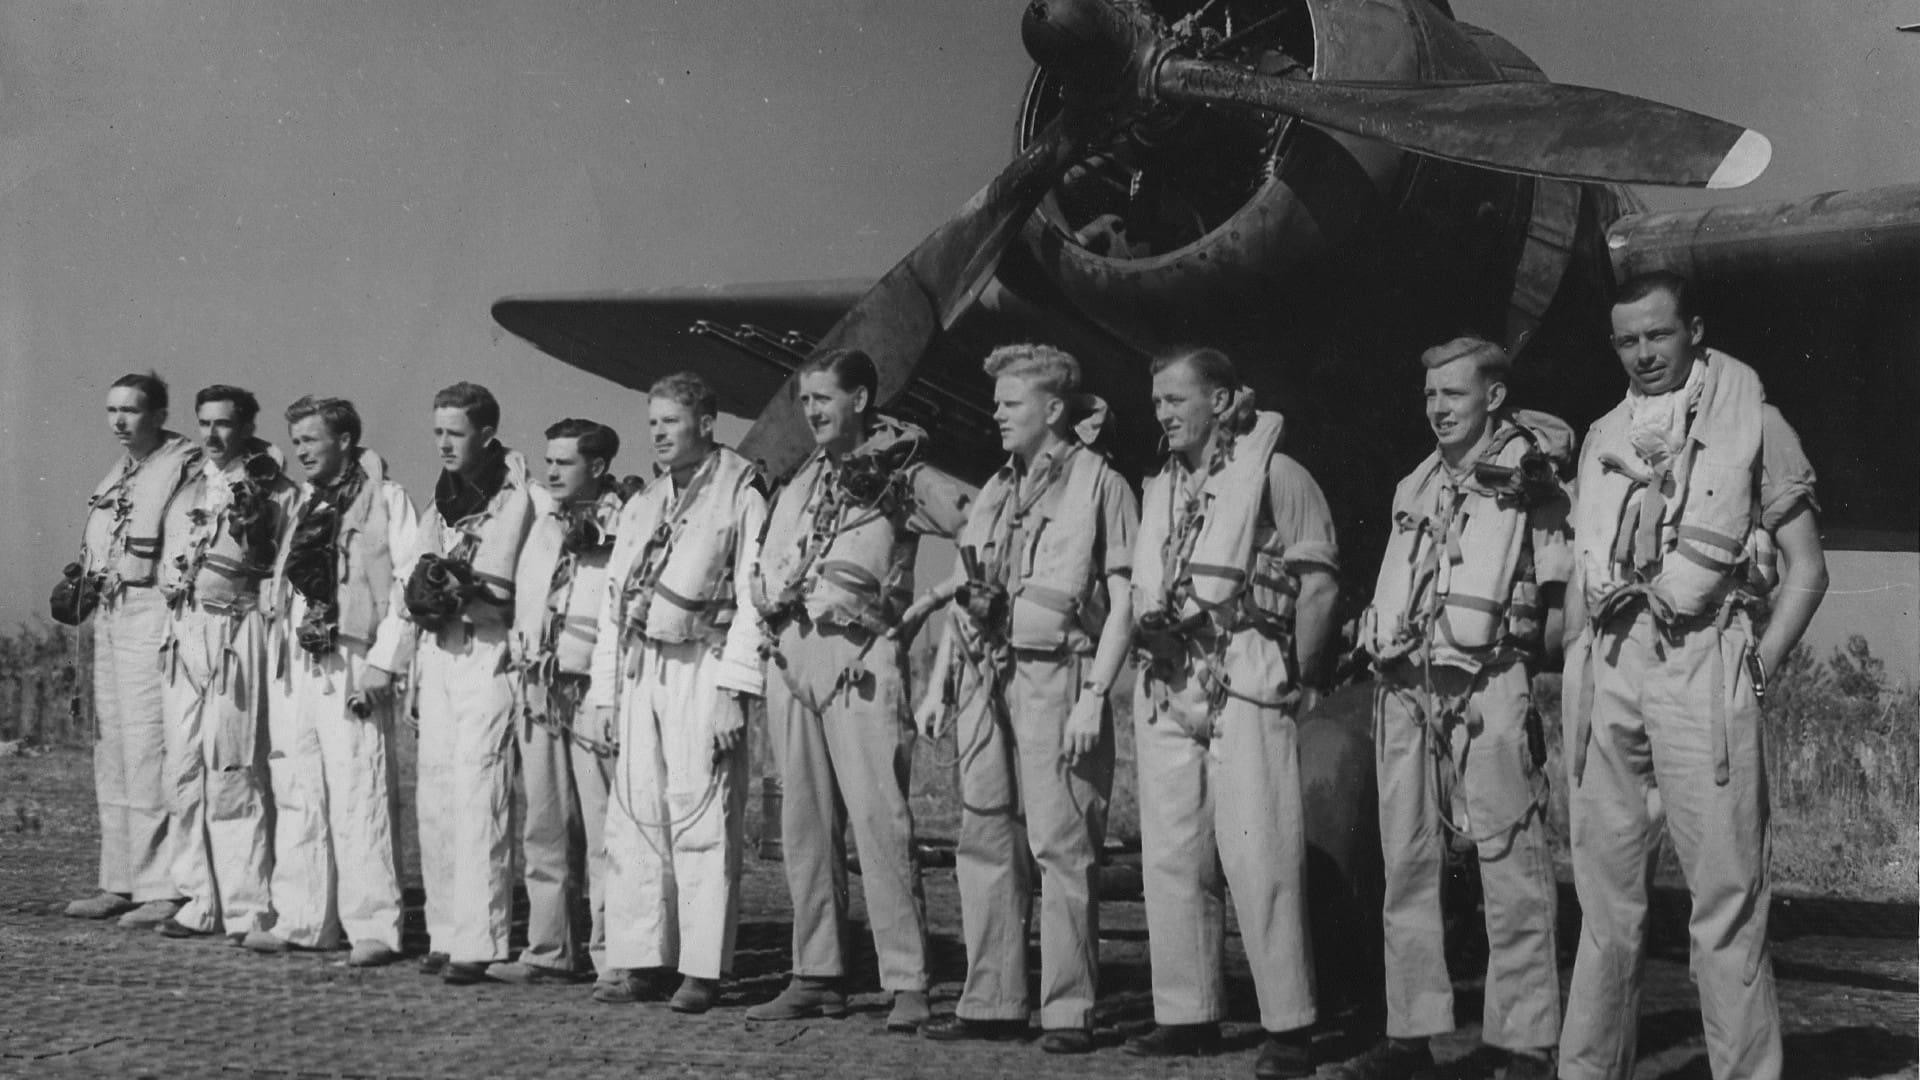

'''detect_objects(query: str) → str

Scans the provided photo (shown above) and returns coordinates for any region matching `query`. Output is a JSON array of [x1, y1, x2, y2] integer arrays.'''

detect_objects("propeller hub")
[[1021, 0, 1164, 101]]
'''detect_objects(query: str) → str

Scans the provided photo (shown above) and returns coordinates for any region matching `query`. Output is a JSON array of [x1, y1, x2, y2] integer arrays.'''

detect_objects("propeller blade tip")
[[1706, 129, 1771, 190]]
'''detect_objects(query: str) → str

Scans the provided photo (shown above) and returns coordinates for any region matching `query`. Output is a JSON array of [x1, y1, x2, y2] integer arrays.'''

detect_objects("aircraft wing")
[[1606, 183, 1920, 281], [490, 280, 870, 417]]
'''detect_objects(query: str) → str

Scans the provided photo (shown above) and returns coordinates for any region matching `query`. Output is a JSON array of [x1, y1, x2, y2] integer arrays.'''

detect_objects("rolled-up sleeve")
[[715, 480, 771, 698], [906, 465, 975, 540], [1264, 453, 1339, 572], [1757, 405, 1819, 530], [1097, 468, 1139, 580]]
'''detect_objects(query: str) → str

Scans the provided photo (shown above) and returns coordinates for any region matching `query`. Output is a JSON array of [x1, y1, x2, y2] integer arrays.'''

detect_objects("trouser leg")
[[447, 627, 516, 964], [1560, 624, 1658, 1080], [573, 710, 613, 975], [1133, 670, 1225, 1025], [953, 659, 1032, 1021], [1375, 678, 1452, 1038], [198, 612, 272, 934], [414, 634, 456, 952], [1464, 663, 1560, 1052], [518, 677, 581, 972], [1214, 676, 1316, 1032], [163, 613, 215, 929], [605, 654, 676, 971], [815, 632, 927, 992], [659, 642, 748, 981], [1012, 654, 1109, 1032], [766, 627, 851, 980], [266, 649, 340, 948], [1645, 622, 1780, 1080], [317, 647, 402, 951], [96, 588, 173, 901]]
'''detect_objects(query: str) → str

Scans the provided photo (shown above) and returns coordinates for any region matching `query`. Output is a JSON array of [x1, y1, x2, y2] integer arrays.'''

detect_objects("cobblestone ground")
[[2, 749, 1914, 1080]]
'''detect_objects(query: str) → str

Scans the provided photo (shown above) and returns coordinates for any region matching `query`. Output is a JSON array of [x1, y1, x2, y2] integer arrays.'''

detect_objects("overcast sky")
[[2, 0, 1916, 621]]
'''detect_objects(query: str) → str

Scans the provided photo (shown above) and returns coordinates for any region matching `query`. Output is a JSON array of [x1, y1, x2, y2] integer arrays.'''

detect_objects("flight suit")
[[1560, 351, 1815, 1080], [589, 448, 766, 982], [158, 445, 299, 935], [265, 448, 416, 952], [80, 430, 201, 903], [944, 440, 1136, 1031], [1361, 416, 1571, 1053], [755, 429, 971, 993], [412, 445, 536, 965], [510, 484, 624, 977], [1131, 414, 1334, 1033]]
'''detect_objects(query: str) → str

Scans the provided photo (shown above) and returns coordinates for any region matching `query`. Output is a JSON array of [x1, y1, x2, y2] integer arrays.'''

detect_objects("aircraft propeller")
[[738, 0, 1771, 476]]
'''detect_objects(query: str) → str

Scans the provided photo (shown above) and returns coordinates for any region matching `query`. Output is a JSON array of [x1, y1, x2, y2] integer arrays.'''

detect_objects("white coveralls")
[[510, 485, 623, 976], [81, 431, 200, 903], [589, 449, 766, 980], [1360, 419, 1571, 1052], [1560, 352, 1816, 1080], [755, 433, 972, 992], [942, 441, 1136, 1031], [412, 447, 536, 965], [159, 448, 298, 935], [264, 449, 417, 951], [1131, 419, 1333, 1033]]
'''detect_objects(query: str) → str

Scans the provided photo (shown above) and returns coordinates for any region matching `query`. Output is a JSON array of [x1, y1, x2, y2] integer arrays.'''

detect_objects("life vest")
[[611, 447, 760, 646], [420, 444, 535, 623], [1133, 407, 1290, 637], [754, 418, 927, 634], [513, 483, 623, 674], [161, 442, 294, 611], [1363, 411, 1572, 668], [82, 432, 200, 591], [956, 440, 1116, 654], [1574, 349, 1765, 621]]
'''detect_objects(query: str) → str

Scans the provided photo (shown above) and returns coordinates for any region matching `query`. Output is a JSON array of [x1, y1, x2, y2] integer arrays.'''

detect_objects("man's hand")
[[711, 693, 748, 759], [349, 666, 395, 718], [913, 691, 950, 742], [1062, 687, 1104, 766]]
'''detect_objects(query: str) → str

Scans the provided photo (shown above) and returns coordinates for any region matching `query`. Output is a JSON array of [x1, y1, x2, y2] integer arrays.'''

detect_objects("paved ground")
[[1, 748, 1914, 1080]]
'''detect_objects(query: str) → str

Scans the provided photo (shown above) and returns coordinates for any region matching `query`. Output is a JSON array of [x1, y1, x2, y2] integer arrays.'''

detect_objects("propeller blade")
[[738, 116, 1092, 475], [1155, 58, 1770, 190]]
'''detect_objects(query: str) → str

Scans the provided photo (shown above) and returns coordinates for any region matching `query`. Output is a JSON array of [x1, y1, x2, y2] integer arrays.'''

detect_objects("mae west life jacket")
[[957, 439, 1117, 654], [161, 441, 295, 611], [269, 448, 402, 651], [1133, 406, 1294, 640], [610, 446, 760, 646], [1574, 349, 1767, 621], [1363, 410, 1573, 667], [82, 432, 201, 591], [754, 417, 927, 634], [513, 483, 624, 674], [419, 444, 535, 618]]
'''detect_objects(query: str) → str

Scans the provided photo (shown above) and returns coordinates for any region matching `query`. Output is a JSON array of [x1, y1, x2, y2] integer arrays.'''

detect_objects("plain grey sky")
[[3, 0, 1917, 622]]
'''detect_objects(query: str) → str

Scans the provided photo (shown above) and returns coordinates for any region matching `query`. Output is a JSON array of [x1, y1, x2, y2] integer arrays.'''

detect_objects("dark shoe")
[[592, 968, 669, 1005], [745, 976, 849, 1021], [64, 891, 136, 920], [486, 961, 588, 986], [670, 976, 719, 1014], [418, 951, 450, 975], [442, 961, 493, 985], [154, 917, 213, 940], [886, 990, 931, 1033], [1039, 1028, 1095, 1055], [922, 1016, 1031, 1042], [1327, 1037, 1436, 1080], [1124, 1023, 1222, 1057], [1499, 1050, 1556, 1080], [1254, 1030, 1315, 1079]]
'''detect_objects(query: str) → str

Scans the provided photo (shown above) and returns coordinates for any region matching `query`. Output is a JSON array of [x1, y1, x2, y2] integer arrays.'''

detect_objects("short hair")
[[983, 343, 1081, 398], [797, 347, 879, 411], [646, 372, 719, 421], [1149, 346, 1237, 392], [284, 395, 363, 449], [1613, 269, 1695, 324], [1420, 336, 1512, 385], [545, 417, 620, 466], [194, 384, 260, 427], [110, 372, 169, 412], [432, 381, 500, 432]]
